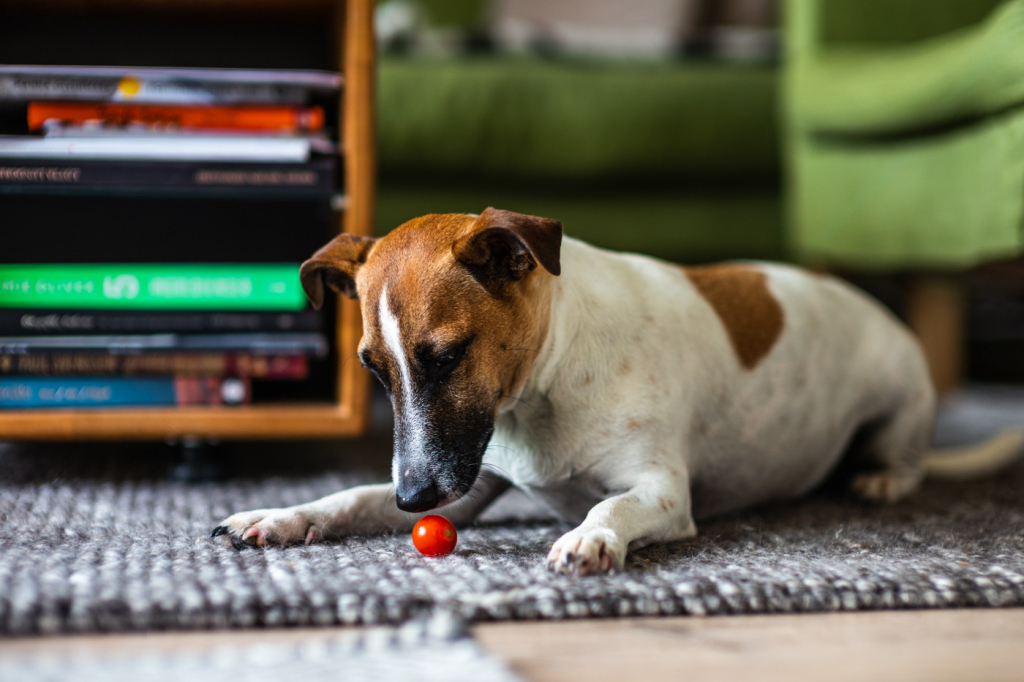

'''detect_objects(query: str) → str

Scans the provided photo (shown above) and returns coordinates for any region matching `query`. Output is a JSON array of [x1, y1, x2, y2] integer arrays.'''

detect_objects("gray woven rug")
[[1, 388, 1023, 635]]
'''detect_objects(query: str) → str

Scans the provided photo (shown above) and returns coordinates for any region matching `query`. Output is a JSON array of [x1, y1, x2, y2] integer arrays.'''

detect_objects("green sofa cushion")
[[791, 108, 1024, 269], [377, 182, 783, 263], [378, 57, 779, 181]]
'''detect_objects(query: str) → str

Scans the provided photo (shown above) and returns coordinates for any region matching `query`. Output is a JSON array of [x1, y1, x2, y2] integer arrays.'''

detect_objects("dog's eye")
[[427, 342, 469, 383], [433, 349, 462, 381], [417, 337, 473, 388], [359, 354, 384, 382]]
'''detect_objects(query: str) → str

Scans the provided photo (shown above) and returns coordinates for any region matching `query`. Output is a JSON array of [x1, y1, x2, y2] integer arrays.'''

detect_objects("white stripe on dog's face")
[[379, 285, 412, 407], [378, 285, 427, 477]]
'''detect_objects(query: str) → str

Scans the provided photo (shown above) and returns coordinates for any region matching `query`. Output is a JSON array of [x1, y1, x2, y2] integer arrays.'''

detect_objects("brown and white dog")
[[213, 208, 1024, 575]]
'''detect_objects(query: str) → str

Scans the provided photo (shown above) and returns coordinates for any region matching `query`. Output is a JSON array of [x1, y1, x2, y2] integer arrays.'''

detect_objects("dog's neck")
[[502, 238, 602, 415]]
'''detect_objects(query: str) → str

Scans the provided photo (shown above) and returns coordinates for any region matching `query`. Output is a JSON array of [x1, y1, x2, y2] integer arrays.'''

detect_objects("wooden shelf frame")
[[0, 0, 375, 440]]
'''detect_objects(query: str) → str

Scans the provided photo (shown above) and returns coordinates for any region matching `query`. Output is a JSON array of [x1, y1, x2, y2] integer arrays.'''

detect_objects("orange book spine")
[[28, 102, 325, 132]]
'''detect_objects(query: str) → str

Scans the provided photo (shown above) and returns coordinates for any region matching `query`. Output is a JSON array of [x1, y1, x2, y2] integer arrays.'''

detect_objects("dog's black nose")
[[396, 482, 439, 513]]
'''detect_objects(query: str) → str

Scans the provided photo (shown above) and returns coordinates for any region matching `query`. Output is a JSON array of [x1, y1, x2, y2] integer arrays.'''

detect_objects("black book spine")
[[0, 333, 329, 356], [0, 157, 335, 194], [0, 310, 323, 336]]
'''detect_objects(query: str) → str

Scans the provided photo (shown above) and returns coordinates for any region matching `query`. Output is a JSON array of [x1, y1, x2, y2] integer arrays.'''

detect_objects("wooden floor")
[[3, 609, 1023, 681], [476, 609, 1024, 682]]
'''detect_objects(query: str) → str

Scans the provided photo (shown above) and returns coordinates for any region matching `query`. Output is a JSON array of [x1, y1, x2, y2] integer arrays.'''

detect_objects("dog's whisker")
[[381, 484, 397, 512], [339, 351, 362, 371], [479, 462, 514, 480], [484, 444, 528, 460], [499, 393, 536, 411]]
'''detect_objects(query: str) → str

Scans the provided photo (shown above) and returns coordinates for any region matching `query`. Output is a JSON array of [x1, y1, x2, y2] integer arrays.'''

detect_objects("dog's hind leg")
[[850, 387, 936, 503]]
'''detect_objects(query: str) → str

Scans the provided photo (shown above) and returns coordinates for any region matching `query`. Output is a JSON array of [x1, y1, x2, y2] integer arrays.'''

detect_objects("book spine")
[[223, 354, 308, 380], [0, 377, 172, 407], [28, 103, 325, 132], [0, 75, 314, 104], [0, 310, 322, 336], [0, 263, 307, 312], [175, 376, 251, 405], [0, 333, 329, 356], [0, 353, 308, 379], [0, 158, 335, 193], [0, 376, 251, 408]]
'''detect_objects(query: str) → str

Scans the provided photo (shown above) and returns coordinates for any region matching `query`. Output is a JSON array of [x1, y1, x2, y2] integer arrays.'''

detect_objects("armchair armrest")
[[786, 0, 1024, 136]]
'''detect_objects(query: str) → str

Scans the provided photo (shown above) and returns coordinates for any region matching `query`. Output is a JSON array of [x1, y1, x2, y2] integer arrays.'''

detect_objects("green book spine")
[[0, 264, 306, 311]]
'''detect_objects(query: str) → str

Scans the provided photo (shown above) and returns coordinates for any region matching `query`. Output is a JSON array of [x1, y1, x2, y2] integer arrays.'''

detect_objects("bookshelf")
[[0, 0, 375, 439]]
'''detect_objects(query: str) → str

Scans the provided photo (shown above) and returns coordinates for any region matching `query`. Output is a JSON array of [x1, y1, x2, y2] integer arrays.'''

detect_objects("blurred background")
[[376, 0, 782, 264], [373, 0, 1024, 395], [1, 0, 1023, 465]]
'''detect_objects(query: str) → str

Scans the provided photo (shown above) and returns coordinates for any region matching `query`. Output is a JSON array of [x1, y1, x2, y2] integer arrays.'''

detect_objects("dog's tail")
[[922, 429, 1024, 480]]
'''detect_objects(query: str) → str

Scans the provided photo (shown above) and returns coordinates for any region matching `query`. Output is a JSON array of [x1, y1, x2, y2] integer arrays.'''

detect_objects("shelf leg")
[[169, 436, 224, 482]]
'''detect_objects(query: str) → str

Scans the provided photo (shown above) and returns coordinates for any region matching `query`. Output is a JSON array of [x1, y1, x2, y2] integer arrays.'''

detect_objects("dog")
[[213, 208, 1024, 575]]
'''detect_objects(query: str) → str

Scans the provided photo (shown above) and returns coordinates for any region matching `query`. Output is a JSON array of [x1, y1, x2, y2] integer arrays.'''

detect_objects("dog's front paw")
[[546, 527, 625, 576], [211, 508, 322, 549]]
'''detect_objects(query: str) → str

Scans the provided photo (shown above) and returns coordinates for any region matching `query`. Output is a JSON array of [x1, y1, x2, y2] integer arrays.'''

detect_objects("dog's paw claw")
[[229, 533, 254, 551], [304, 526, 319, 546], [210, 525, 228, 538], [242, 526, 266, 547], [547, 528, 624, 576]]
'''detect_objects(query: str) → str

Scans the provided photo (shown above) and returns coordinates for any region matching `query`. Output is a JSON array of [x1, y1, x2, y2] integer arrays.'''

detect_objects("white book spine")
[[0, 136, 311, 163]]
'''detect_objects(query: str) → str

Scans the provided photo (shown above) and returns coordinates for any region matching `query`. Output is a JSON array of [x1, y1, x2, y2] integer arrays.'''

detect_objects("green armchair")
[[785, 0, 1024, 269], [783, 0, 1024, 388]]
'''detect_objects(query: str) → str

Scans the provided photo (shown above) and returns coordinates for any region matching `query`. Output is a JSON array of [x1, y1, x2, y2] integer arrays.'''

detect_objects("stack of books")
[[0, 263, 329, 408], [0, 65, 339, 409], [0, 65, 341, 195]]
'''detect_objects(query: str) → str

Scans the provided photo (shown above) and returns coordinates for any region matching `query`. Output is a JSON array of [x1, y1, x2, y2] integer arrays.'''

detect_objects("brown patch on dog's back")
[[684, 264, 784, 370]]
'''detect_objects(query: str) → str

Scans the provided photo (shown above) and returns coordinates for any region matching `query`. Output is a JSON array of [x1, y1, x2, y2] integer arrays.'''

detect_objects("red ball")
[[412, 515, 457, 557]]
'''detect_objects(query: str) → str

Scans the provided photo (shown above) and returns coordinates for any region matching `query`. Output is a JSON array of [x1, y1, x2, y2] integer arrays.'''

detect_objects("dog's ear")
[[299, 234, 377, 308], [452, 208, 562, 292]]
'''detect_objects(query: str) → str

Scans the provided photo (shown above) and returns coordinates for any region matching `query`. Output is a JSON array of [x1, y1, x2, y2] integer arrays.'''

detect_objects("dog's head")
[[301, 208, 562, 512]]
